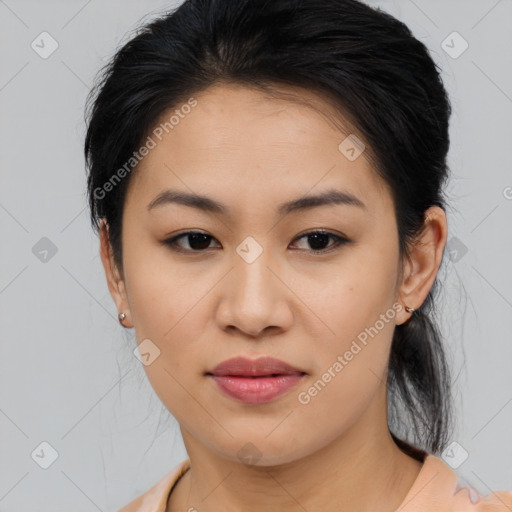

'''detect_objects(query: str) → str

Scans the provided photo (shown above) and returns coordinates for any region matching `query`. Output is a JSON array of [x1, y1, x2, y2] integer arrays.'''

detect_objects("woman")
[[84, 0, 512, 510]]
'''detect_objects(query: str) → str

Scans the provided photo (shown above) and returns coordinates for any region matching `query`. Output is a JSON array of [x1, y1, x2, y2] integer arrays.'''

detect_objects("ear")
[[98, 219, 132, 328], [396, 206, 448, 325]]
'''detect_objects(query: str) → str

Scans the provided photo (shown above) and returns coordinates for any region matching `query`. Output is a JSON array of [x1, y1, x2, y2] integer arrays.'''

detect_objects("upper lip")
[[207, 357, 306, 377]]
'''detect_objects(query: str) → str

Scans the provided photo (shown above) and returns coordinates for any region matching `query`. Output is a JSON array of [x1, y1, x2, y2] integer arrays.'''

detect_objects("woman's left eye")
[[162, 230, 349, 254], [291, 230, 349, 252]]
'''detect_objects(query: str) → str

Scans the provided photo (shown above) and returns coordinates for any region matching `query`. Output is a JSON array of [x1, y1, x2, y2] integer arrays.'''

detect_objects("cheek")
[[125, 263, 211, 424], [316, 241, 399, 344], [299, 236, 399, 412], [289, 302, 395, 459], [120, 240, 212, 404], [122, 232, 210, 337]]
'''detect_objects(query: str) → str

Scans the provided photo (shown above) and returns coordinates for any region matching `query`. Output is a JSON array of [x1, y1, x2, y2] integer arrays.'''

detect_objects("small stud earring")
[[404, 305, 416, 313], [118, 312, 127, 325]]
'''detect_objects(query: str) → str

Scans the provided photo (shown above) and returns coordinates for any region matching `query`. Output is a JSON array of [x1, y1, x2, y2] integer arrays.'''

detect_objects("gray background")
[[1, 0, 511, 510]]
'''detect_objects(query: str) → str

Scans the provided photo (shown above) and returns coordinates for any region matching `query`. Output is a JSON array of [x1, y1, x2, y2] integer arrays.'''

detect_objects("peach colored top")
[[118, 455, 512, 511]]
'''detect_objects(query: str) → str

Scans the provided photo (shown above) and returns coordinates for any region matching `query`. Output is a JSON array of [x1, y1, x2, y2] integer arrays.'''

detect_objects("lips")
[[206, 356, 307, 404], [206, 356, 306, 377]]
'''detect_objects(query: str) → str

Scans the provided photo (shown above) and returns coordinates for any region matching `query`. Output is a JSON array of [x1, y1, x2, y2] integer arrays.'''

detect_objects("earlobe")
[[98, 219, 132, 327], [397, 206, 448, 323]]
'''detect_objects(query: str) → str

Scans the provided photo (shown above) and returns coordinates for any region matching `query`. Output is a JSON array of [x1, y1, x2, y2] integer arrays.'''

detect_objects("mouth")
[[205, 356, 307, 404]]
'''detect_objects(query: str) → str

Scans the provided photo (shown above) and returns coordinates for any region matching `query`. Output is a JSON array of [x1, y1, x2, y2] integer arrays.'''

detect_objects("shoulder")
[[472, 491, 512, 511], [398, 453, 512, 511], [116, 455, 512, 511], [117, 459, 191, 512]]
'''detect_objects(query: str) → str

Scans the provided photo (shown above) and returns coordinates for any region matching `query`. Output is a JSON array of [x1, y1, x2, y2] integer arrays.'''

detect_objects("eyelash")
[[162, 229, 350, 255]]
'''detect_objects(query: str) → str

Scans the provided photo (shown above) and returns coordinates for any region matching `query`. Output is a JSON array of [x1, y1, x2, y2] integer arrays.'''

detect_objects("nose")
[[215, 249, 294, 339]]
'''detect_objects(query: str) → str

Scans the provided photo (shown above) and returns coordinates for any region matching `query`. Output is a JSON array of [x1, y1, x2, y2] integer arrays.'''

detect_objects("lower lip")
[[209, 374, 305, 404]]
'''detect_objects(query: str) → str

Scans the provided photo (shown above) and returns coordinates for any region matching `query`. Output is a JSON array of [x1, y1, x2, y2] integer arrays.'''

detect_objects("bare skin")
[[99, 82, 447, 512]]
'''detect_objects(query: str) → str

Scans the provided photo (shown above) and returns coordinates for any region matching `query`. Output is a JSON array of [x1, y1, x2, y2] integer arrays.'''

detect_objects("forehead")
[[126, 82, 391, 218]]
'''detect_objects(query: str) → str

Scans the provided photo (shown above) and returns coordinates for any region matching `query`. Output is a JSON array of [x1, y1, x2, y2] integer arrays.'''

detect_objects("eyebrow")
[[147, 187, 366, 216]]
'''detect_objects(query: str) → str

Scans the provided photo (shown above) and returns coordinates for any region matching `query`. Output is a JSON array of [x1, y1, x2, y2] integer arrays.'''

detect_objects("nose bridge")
[[233, 238, 276, 304], [217, 236, 291, 336]]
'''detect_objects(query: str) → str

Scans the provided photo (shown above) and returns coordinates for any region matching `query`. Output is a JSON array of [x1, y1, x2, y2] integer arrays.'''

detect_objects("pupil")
[[308, 233, 329, 250], [188, 233, 211, 250]]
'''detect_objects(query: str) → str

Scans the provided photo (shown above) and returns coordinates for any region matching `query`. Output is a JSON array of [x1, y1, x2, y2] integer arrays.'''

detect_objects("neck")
[[167, 388, 424, 512]]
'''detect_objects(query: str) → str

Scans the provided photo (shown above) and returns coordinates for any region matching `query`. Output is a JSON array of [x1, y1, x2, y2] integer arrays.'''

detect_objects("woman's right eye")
[[163, 231, 219, 253]]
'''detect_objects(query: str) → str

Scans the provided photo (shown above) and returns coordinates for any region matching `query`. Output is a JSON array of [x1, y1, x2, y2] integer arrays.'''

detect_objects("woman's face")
[[103, 83, 421, 465]]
